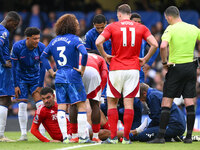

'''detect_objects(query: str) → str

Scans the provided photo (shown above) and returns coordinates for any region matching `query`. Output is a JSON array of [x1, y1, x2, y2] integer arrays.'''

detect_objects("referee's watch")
[[162, 62, 167, 65]]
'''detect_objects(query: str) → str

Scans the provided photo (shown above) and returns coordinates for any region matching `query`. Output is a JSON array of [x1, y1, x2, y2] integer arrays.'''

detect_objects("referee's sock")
[[186, 105, 195, 139], [157, 107, 170, 139]]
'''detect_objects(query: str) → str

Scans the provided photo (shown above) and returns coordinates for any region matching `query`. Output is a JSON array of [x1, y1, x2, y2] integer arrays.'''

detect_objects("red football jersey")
[[31, 102, 63, 142], [79, 53, 108, 89], [101, 19, 151, 71]]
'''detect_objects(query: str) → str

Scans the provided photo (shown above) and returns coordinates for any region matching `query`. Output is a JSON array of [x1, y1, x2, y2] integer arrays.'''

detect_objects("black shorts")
[[163, 61, 197, 99]]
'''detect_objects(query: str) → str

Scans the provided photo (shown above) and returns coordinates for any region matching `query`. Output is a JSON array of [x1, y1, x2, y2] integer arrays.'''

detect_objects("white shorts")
[[107, 70, 140, 98], [82, 66, 102, 101]]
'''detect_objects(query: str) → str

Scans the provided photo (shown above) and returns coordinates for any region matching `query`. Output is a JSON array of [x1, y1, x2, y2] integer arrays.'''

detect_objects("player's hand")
[[139, 58, 146, 67], [143, 64, 151, 79], [49, 140, 61, 143], [104, 54, 113, 65], [3, 60, 12, 68], [35, 87, 42, 93], [73, 67, 84, 77], [48, 69, 56, 78], [15, 86, 21, 98]]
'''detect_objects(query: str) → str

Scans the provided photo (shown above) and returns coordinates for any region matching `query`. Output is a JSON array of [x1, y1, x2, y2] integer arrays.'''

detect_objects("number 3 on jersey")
[[121, 27, 135, 47], [57, 46, 67, 66]]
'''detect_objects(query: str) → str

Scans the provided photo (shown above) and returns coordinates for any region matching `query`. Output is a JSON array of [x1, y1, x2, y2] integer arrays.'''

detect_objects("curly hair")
[[55, 14, 79, 35]]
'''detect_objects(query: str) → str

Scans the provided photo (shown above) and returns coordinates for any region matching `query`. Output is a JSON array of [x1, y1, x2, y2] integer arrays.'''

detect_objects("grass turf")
[[0, 132, 200, 150]]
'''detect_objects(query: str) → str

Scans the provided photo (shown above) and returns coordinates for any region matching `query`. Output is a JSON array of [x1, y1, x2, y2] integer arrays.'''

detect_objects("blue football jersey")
[[11, 39, 46, 85], [0, 24, 10, 64], [84, 28, 112, 55], [41, 34, 88, 84]]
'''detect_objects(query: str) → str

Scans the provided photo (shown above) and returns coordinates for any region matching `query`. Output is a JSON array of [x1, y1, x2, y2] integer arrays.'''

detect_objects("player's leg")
[[103, 70, 122, 143], [17, 83, 29, 141], [32, 85, 46, 137], [55, 83, 69, 143], [0, 67, 15, 142], [69, 104, 79, 143], [0, 96, 15, 142], [89, 99, 101, 142], [182, 62, 197, 143], [122, 70, 140, 144]]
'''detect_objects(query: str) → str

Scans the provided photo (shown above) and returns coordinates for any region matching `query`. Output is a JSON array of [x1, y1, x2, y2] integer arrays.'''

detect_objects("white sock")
[[93, 132, 99, 139], [136, 118, 148, 134], [0, 106, 8, 137], [57, 110, 68, 139], [36, 100, 46, 136], [18, 102, 28, 135], [78, 112, 87, 139]]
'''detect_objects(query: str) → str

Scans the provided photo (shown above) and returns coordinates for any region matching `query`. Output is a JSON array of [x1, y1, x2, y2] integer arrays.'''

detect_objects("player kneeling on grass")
[[31, 87, 71, 142]]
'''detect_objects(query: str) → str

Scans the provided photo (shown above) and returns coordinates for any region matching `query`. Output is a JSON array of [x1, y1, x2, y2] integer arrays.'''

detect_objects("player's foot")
[[101, 136, 118, 144], [122, 137, 131, 144], [70, 137, 79, 143], [92, 138, 101, 143], [78, 137, 94, 143], [172, 136, 182, 142], [63, 137, 70, 144], [0, 136, 16, 142], [192, 135, 200, 142], [147, 137, 165, 144], [17, 134, 28, 141], [183, 138, 192, 144]]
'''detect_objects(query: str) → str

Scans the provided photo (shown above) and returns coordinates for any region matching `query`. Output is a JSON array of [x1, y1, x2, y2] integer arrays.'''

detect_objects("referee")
[[149, 6, 200, 144]]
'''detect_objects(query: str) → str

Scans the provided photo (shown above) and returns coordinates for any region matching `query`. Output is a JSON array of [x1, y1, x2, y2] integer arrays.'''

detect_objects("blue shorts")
[[18, 82, 39, 99], [0, 64, 14, 97], [55, 83, 87, 104]]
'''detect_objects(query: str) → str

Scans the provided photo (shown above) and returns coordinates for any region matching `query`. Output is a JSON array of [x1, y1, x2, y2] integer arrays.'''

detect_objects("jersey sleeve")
[[99, 56, 108, 90], [30, 108, 50, 142], [11, 44, 20, 87], [101, 24, 112, 41], [40, 44, 52, 70], [142, 25, 152, 41], [196, 27, 200, 41], [84, 33, 92, 50], [161, 26, 171, 42], [38, 43, 46, 87], [0, 31, 8, 64], [75, 37, 88, 66]]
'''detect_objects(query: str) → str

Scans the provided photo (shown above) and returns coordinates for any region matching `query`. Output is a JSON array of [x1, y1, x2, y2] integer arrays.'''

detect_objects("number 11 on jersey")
[[121, 27, 135, 47]]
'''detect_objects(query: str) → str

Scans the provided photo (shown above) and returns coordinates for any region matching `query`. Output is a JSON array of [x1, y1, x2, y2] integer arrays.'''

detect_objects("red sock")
[[123, 109, 134, 140], [71, 123, 78, 134], [66, 118, 71, 135], [108, 108, 118, 139], [102, 121, 110, 130], [92, 124, 100, 133]]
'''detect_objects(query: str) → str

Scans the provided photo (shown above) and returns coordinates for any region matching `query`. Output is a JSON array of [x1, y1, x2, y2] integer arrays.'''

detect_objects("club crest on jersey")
[[33, 115, 39, 124], [0, 32, 7, 39]]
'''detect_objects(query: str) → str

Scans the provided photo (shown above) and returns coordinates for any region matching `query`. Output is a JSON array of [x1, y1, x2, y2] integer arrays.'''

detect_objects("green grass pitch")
[[1, 132, 200, 150]]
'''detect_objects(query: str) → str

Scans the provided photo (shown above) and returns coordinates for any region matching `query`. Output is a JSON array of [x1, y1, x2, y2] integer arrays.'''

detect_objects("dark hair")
[[5, 11, 20, 22], [40, 87, 54, 95], [117, 4, 131, 15], [24, 27, 40, 37], [139, 83, 149, 98], [55, 14, 79, 35], [93, 14, 106, 24], [130, 13, 141, 20], [165, 6, 180, 18]]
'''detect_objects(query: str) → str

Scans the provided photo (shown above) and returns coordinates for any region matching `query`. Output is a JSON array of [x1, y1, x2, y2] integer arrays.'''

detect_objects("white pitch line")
[[54, 143, 101, 150]]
